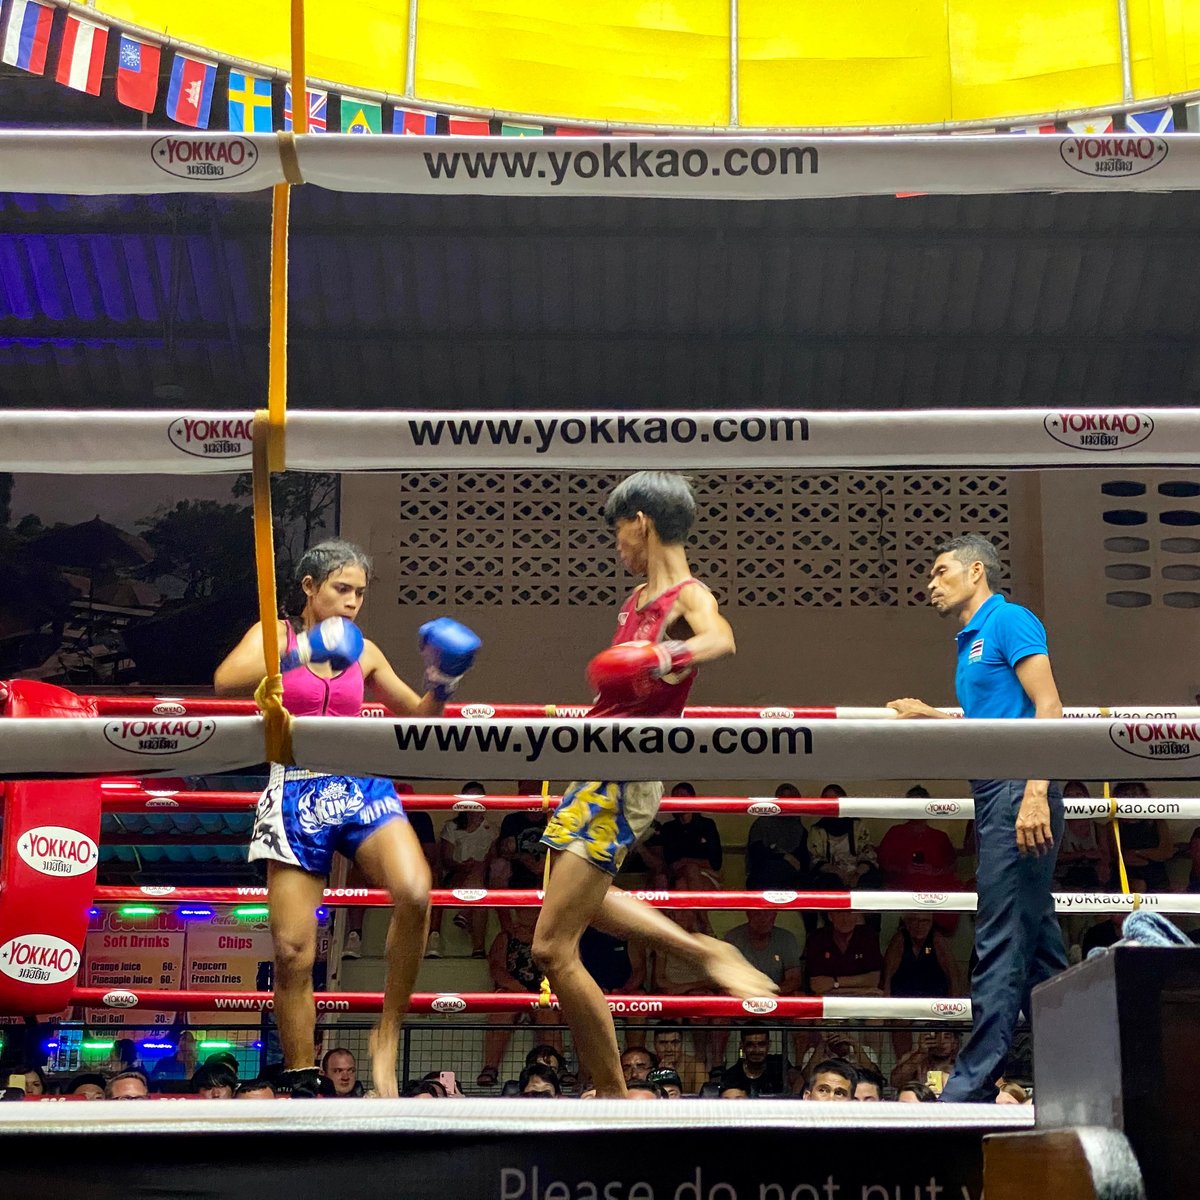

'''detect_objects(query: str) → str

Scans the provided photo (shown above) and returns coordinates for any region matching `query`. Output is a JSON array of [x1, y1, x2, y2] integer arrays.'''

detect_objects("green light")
[[118, 905, 160, 917], [232, 905, 270, 918], [82, 1041, 116, 1052], [199, 1041, 233, 1050]]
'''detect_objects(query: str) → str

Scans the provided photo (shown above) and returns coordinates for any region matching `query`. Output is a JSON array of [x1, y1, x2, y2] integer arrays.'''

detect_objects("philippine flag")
[[55, 15, 109, 95], [116, 34, 161, 113], [2, 0, 55, 75], [166, 52, 217, 129]]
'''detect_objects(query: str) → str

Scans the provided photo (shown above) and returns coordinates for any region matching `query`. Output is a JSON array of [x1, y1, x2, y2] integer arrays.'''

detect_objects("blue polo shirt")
[[954, 594, 1048, 719]]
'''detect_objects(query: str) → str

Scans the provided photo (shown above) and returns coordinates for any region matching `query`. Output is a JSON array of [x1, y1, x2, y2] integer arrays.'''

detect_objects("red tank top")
[[588, 579, 700, 718], [280, 622, 365, 716]]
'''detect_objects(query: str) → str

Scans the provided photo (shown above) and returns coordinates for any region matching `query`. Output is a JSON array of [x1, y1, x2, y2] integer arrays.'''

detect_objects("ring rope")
[[90, 885, 1197, 915]]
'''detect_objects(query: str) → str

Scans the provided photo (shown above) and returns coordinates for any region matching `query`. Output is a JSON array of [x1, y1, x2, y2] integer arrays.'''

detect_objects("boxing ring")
[[1, 118, 1196, 1197]]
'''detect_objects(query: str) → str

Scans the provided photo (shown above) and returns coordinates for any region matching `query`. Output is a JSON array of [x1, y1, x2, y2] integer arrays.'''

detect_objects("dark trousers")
[[941, 778, 1068, 1102]]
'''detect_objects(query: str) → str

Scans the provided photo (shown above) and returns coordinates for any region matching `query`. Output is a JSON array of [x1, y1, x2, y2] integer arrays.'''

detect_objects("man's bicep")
[[1014, 653, 1061, 708]]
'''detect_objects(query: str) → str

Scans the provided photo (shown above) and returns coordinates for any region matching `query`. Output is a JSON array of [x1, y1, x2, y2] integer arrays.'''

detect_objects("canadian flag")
[[55, 15, 108, 95]]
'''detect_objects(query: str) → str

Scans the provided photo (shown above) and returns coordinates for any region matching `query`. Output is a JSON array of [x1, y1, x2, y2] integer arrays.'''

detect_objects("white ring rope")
[[0, 130, 1195, 201], [0, 408, 1193, 474], [4, 714, 1200, 780]]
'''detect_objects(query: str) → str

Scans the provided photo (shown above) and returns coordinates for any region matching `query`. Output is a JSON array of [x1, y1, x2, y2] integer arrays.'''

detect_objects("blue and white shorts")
[[249, 764, 407, 876]]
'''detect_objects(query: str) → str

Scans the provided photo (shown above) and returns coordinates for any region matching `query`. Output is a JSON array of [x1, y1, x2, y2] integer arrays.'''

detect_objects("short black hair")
[[235, 1079, 276, 1096], [604, 472, 696, 544], [525, 1044, 565, 1071], [401, 1080, 443, 1098], [518, 1064, 562, 1095], [934, 534, 1003, 590], [67, 1072, 107, 1094], [190, 1064, 237, 1093], [625, 1079, 666, 1098], [854, 1066, 886, 1095], [806, 1059, 858, 1092]]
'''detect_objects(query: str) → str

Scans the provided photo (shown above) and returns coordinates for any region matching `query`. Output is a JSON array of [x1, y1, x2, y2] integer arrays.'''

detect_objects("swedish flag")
[[228, 71, 272, 133]]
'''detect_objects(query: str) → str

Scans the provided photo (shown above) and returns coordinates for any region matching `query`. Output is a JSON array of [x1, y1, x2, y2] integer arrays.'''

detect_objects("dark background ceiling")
[[2, 64, 1199, 414]]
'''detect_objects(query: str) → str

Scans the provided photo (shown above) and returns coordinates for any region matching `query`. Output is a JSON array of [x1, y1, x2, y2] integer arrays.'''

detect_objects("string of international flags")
[[2, 0, 1195, 136]]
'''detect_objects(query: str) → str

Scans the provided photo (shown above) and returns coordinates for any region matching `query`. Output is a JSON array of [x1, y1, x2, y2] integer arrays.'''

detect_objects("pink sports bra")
[[280, 622, 365, 716]]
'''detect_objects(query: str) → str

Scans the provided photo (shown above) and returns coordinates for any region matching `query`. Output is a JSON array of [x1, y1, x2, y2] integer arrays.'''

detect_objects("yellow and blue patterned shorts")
[[540, 780, 663, 876]]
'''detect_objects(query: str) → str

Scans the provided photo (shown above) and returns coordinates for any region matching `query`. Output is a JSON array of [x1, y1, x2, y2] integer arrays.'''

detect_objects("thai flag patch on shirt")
[[968, 638, 985, 663]]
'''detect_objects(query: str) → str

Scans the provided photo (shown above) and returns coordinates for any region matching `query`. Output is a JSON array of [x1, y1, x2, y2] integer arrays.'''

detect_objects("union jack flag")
[[284, 85, 327, 132]]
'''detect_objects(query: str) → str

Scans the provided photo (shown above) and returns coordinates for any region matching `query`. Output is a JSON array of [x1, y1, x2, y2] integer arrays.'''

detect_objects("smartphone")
[[438, 1070, 460, 1096]]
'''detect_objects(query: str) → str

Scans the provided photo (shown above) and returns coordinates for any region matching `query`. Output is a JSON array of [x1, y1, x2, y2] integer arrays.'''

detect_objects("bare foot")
[[696, 934, 779, 1000], [369, 1026, 400, 1098]]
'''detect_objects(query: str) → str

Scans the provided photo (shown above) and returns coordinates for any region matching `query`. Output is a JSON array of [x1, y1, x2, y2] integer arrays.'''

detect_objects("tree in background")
[[232, 471, 338, 586], [138, 499, 257, 601]]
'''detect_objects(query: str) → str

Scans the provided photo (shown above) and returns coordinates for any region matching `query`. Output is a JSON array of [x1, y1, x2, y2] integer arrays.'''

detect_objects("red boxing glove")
[[586, 640, 694, 699]]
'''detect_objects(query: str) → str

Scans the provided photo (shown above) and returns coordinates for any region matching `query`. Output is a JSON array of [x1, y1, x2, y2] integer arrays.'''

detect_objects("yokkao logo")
[[761, 890, 798, 905], [452, 799, 486, 812], [1044, 412, 1154, 452], [16, 826, 98, 878], [167, 416, 253, 461], [932, 1000, 969, 1017], [459, 704, 496, 719], [103, 717, 216, 755], [138, 887, 177, 897], [913, 893, 949, 906], [451, 889, 488, 902], [924, 802, 961, 817], [758, 708, 795, 720], [431, 994, 468, 1013], [151, 136, 260, 180], [102, 990, 140, 1009], [741, 997, 778, 1015], [145, 798, 180, 808], [0, 934, 80, 985], [151, 700, 188, 716], [1060, 135, 1168, 178], [1111, 720, 1200, 762], [746, 801, 782, 816]]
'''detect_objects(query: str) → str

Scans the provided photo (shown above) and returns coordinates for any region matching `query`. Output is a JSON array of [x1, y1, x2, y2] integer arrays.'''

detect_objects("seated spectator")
[[659, 802, 723, 890], [723, 910, 803, 994], [1113, 782, 1174, 894], [525, 1044, 567, 1077], [203, 1051, 241, 1077], [805, 911, 884, 995], [15, 1065, 45, 1096], [745, 785, 811, 890], [882, 914, 962, 999], [646, 1067, 683, 1099], [1081, 912, 1125, 958], [854, 1066, 885, 1102], [105, 1070, 150, 1100], [235, 1079, 277, 1099], [620, 1046, 658, 1084], [877, 787, 964, 935], [719, 1085, 750, 1099], [402, 1080, 443, 1098], [191, 1064, 237, 1099], [477, 908, 562, 1088], [66, 1072, 107, 1101], [797, 1029, 881, 1083], [321, 1048, 364, 1097], [651, 910, 712, 995], [418, 1074, 448, 1097], [151, 1029, 198, 1080], [1054, 782, 1110, 888], [433, 802, 496, 958], [626, 1079, 666, 1099], [808, 788, 882, 892], [580, 925, 646, 995], [889, 1030, 961, 1092], [519, 1064, 562, 1097], [720, 1029, 787, 1097], [650, 1024, 708, 1094], [801, 1059, 856, 1101], [896, 1081, 939, 1103]]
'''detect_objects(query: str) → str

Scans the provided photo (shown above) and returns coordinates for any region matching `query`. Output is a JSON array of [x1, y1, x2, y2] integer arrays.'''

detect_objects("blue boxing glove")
[[419, 617, 482, 701], [281, 617, 365, 672]]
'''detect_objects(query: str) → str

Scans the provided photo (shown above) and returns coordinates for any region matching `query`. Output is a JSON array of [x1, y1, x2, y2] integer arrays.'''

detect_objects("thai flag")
[[166, 52, 217, 129], [284, 85, 327, 132], [55, 15, 109, 95], [116, 34, 161, 113], [2, 0, 54, 75]]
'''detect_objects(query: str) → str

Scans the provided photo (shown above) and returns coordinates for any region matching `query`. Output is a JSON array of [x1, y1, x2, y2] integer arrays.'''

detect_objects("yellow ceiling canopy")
[[97, 0, 1200, 128]]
